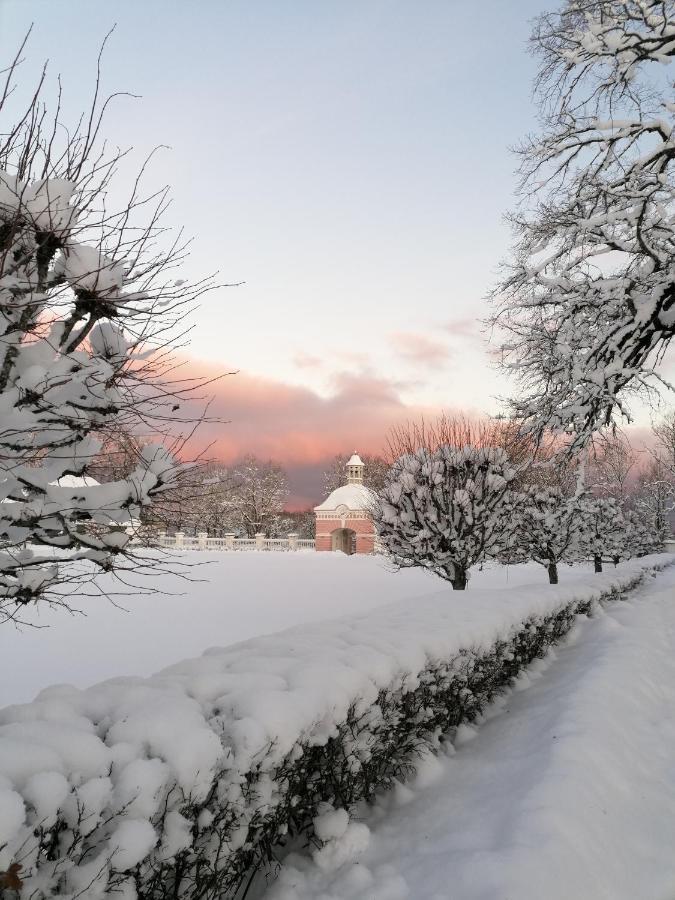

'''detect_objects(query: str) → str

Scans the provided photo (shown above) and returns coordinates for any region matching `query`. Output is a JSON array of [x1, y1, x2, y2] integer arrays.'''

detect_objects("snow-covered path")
[[264, 565, 675, 900]]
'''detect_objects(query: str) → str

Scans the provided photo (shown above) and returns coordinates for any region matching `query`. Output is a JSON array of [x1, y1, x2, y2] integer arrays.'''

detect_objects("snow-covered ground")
[[2, 552, 598, 709], [2, 552, 674, 899], [260, 563, 675, 900]]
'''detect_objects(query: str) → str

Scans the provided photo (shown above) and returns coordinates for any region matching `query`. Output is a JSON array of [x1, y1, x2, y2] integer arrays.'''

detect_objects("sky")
[[0, 0, 669, 506]]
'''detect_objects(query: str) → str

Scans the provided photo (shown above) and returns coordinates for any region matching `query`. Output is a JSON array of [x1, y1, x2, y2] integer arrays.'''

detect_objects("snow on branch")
[[0, 36, 221, 620], [492, 0, 675, 450]]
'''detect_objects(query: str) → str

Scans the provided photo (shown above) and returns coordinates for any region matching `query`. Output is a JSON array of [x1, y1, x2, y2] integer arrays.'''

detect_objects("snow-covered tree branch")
[[373, 419, 518, 589], [227, 454, 289, 537], [0, 36, 218, 621], [509, 487, 583, 584], [492, 0, 675, 450]]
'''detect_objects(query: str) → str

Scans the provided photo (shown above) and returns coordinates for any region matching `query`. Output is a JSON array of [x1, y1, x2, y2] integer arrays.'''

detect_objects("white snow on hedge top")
[[0, 556, 668, 780]]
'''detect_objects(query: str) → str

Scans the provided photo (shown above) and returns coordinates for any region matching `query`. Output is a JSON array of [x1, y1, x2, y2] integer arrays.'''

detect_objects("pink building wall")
[[315, 515, 375, 554]]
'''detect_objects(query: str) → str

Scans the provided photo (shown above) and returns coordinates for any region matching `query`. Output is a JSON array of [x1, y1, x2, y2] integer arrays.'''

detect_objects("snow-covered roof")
[[347, 453, 364, 467], [315, 482, 373, 512]]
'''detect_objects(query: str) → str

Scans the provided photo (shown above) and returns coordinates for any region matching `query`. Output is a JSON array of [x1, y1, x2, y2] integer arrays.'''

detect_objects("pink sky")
[[178, 356, 460, 508], [177, 355, 663, 510]]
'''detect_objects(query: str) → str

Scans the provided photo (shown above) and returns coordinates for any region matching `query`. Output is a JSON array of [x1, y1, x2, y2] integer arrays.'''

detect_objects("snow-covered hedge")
[[0, 556, 671, 898]]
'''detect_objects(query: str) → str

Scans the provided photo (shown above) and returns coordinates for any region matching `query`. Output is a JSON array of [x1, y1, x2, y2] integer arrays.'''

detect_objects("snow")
[[109, 818, 157, 871], [312, 821, 371, 874], [23, 771, 69, 826], [259, 562, 675, 900], [0, 551, 671, 896], [313, 805, 350, 842], [23, 178, 76, 234], [0, 553, 617, 710], [0, 170, 23, 212], [60, 243, 125, 299], [0, 553, 440, 708], [0, 788, 24, 867], [314, 483, 373, 511]]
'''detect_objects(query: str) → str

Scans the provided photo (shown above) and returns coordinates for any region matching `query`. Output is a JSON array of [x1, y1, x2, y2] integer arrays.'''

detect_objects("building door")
[[331, 528, 356, 554]]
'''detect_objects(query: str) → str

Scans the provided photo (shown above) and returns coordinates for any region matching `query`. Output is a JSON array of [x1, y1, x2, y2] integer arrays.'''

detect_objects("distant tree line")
[[91, 416, 674, 563]]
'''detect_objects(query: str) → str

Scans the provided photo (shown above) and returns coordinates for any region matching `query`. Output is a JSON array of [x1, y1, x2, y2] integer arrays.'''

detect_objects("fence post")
[[158, 531, 166, 547], [225, 533, 236, 551], [175, 532, 184, 549], [197, 531, 207, 550], [288, 532, 298, 551], [255, 532, 265, 551]]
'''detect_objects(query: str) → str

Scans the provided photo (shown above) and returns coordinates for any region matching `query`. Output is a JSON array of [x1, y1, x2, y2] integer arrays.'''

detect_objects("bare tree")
[[88, 427, 151, 483], [492, 1, 675, 452], [653, 409, 675, 474], [323, 452, 390, 495], [587, 431, 637, 508], [281, 508, 316, 539], [634, 457, 673, 543], [386, 413, 567, 491], [386, 415, 533, 464], [227, 454, 289, 537], [0, 35, 221, 620]]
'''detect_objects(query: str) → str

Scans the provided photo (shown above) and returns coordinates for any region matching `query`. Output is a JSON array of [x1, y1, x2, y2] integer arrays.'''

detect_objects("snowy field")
[[260, 563, 675, 900], [2, 551, 674, 900], [4, 552, 597, 708]]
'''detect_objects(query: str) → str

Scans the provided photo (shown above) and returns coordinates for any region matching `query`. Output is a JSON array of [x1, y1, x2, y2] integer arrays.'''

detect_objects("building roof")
[[346, 452, 364, 466], [314, 482, 373, 512]]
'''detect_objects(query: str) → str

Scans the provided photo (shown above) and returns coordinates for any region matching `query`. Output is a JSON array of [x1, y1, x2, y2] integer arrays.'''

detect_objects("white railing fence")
[[156, 531, 315, 552]]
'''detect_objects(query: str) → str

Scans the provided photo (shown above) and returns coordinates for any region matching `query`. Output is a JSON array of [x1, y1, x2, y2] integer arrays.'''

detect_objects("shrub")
[[509, 486, 582, 584], [372, 446, 517, 589]]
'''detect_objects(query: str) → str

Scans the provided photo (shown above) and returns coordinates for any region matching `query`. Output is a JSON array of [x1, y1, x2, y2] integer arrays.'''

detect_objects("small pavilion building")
[[314, 453, 376, 554]]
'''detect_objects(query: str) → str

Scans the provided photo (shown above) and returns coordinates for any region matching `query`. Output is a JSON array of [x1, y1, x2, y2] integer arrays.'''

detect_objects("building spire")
[[346, 451, 365, 484]]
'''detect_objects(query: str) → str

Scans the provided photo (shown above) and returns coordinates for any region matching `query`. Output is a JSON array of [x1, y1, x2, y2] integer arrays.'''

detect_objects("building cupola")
[[346, 452, 365, 484]]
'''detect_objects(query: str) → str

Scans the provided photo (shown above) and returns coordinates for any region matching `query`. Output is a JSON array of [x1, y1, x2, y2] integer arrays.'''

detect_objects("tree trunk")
[[451, 568, 467, 590], [547, 561, 558, 585], [594, 554, 603, 573], [613, 555, 619, 567]]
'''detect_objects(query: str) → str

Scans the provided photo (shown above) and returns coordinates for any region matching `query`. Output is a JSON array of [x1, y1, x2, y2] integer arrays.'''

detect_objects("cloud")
[[293, 351, 323, 369], [334, 350, 371, 367], [389, 331, 450, 367], [443, 317, 481, 340], [176, 357, 456, 507]]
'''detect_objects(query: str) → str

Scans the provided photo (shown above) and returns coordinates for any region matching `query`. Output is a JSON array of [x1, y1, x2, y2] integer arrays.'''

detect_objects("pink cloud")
[[293, 351, 323, 369], [444, 317, 481, 340], [176, 357, 461, 506], [389, 332, 450, 367]]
